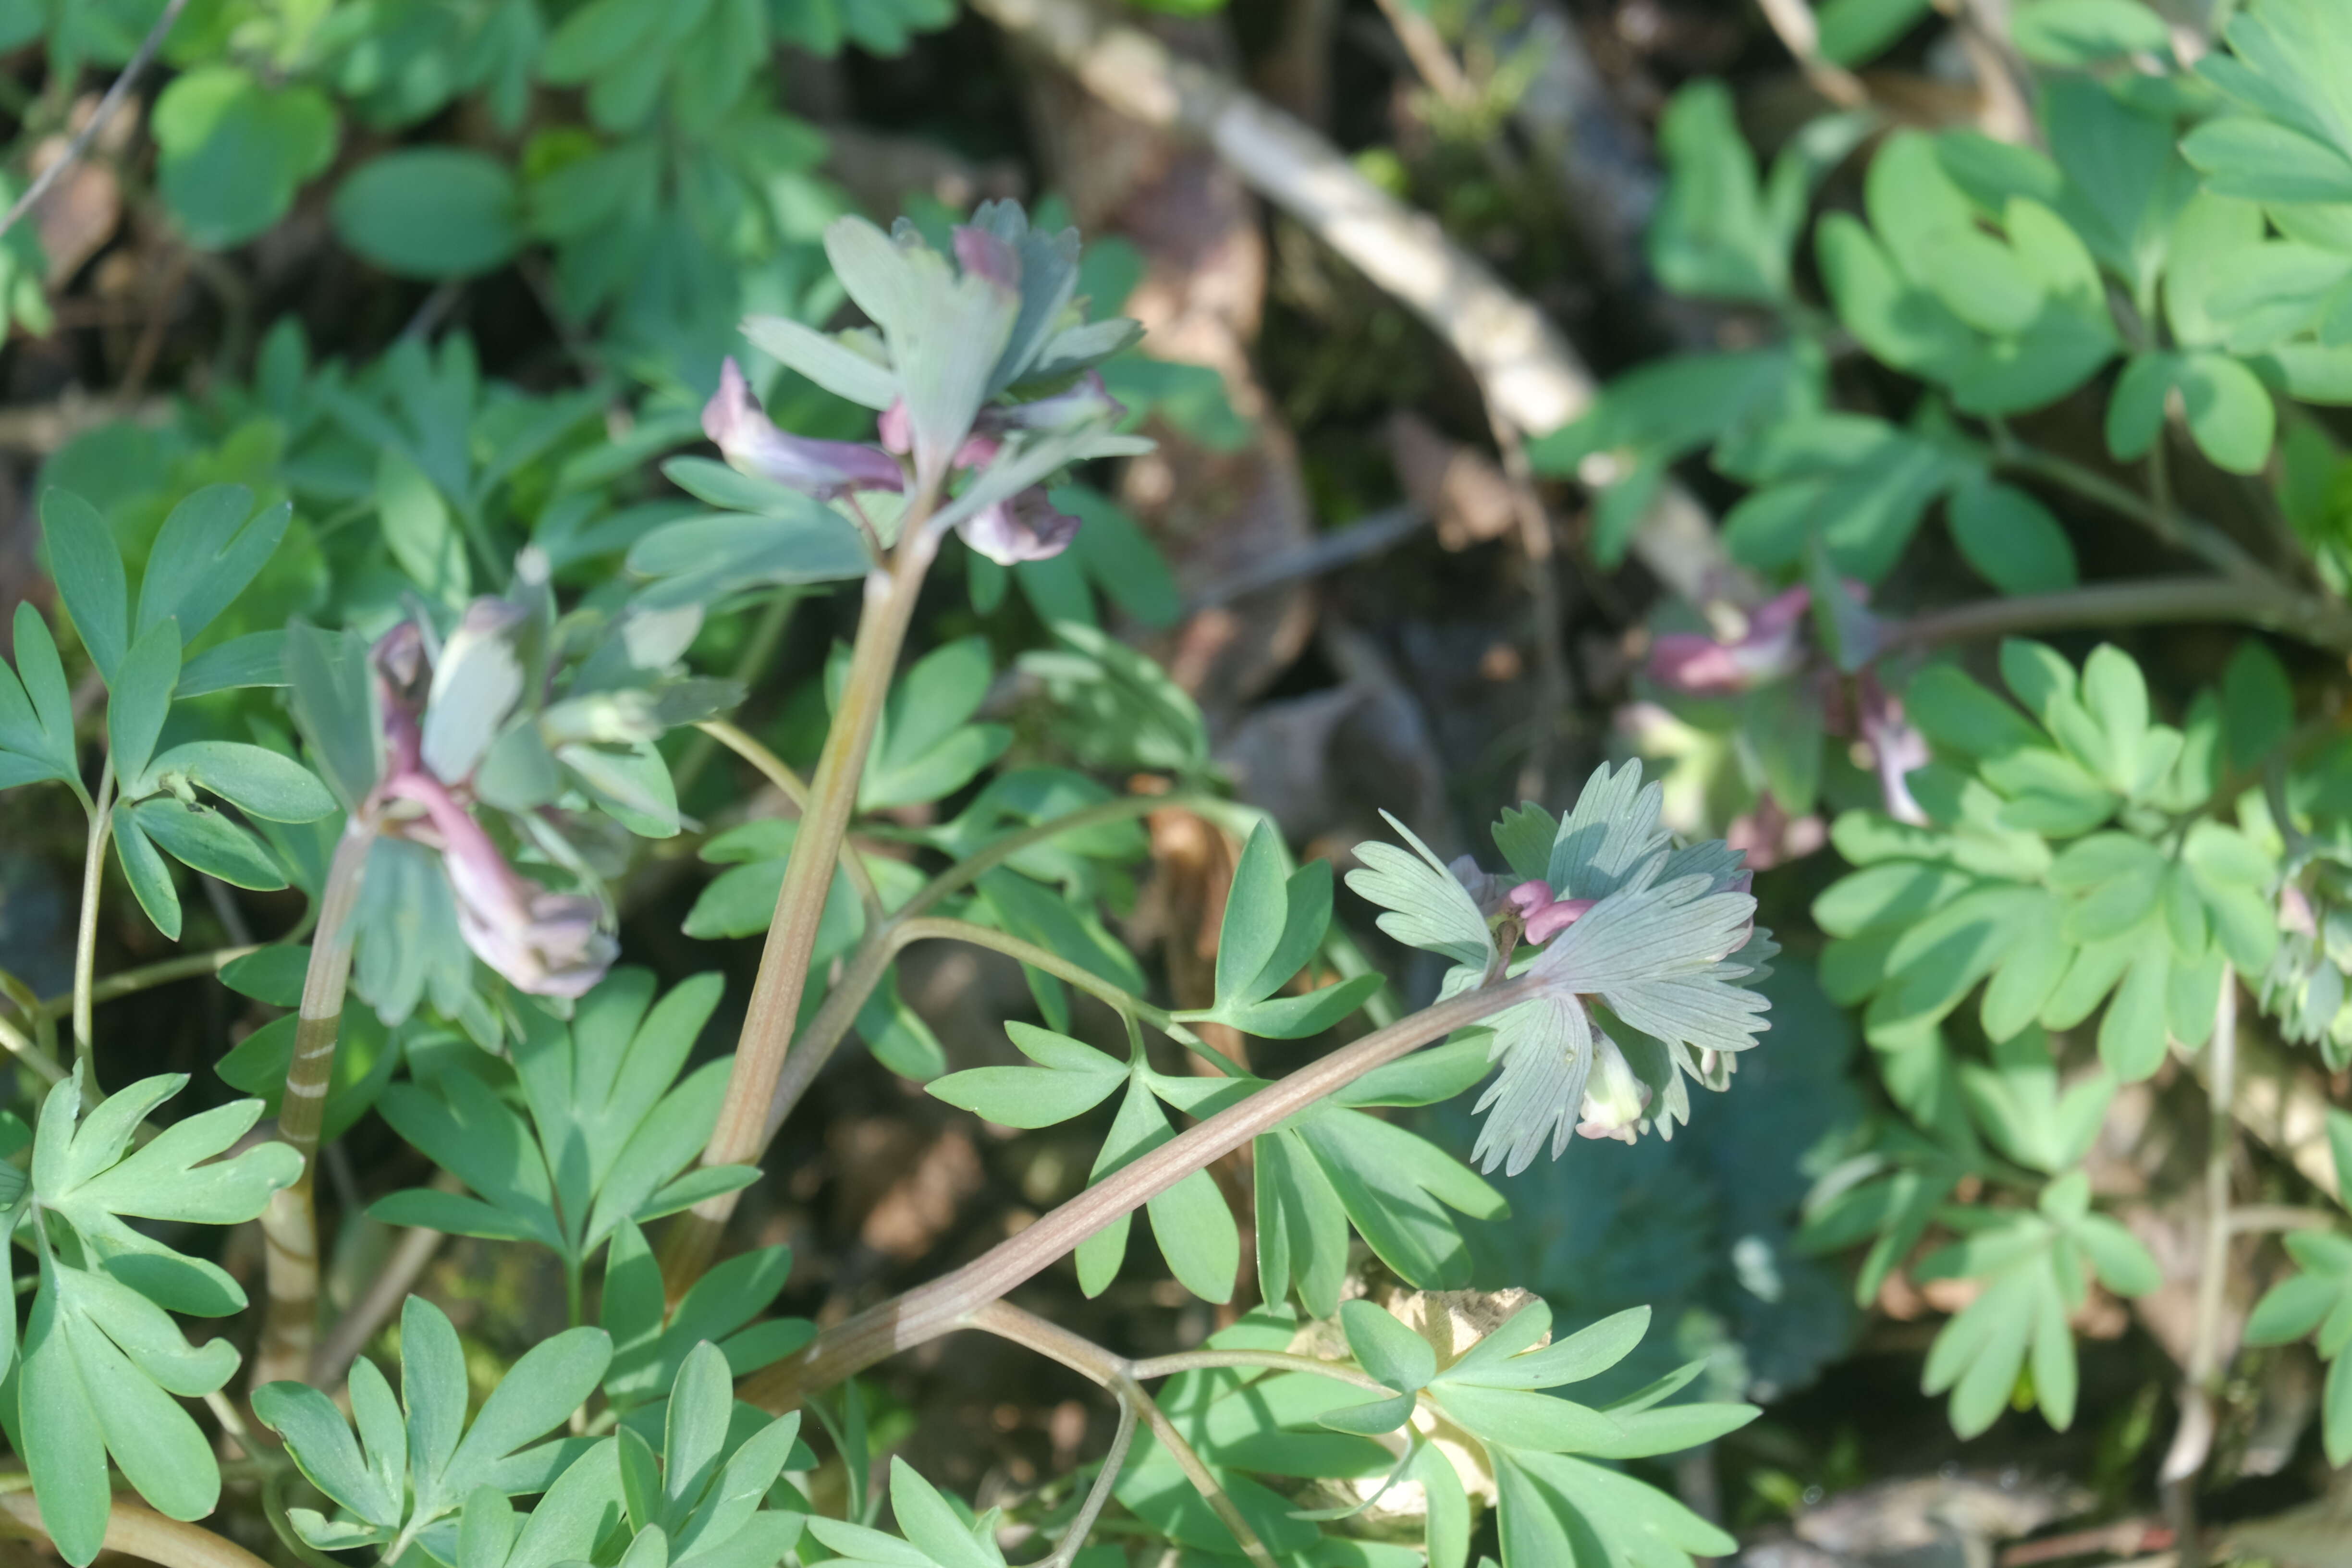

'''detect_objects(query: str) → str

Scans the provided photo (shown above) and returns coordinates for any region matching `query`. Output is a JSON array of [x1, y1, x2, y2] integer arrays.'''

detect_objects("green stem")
[[671, 588, 803, 798], [693, 720, 883, 918], [1124, 1348, 1389, 1392], [896, 791, 1212, 923], [755, 795, 1221, 1147], [37, 943, 262, 1019], [70, 758, 115, 1083], [1879, 577, 2352, 655], [1992, 437, 2269, 583]]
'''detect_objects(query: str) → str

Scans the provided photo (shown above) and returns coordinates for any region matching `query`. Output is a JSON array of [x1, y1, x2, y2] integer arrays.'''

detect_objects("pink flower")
[[1505, 881, 1597, 943], [960, 488, 1082, 565], [388, 773, 616, 999], [703, 358, 904, 500], [1646, 586, 1814, 696]]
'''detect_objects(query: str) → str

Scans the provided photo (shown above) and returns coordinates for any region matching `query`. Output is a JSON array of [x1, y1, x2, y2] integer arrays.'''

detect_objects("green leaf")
[[1946, 478, 2077, 594], [1, 602, 82, 793], [152, 66, 336, 248], [926, 1023, 1124, 1128], [2012, 0, 2172, 65], [107, 619, 179, 786], [1340, 1301, 1437, 1392], [41, 489, 127, 684], [111, 809, 181, 938], [1816, 0, 1934, 64], [285, 620, 384, 812], [2184, 118, 2352, 205], [131, 797, 286, 891], [2221, 640, 2293, 771], [334, 150, 523, 279], [1075, 1078, 1238, 1303], [177, 631, 286, 697], [137, 740, 335, 822], [380, 446, 469, 605], [137, 485, 290, 645]]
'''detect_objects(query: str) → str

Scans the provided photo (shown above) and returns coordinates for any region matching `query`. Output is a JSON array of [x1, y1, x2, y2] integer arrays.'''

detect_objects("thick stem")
[[2158, 967, 2237, 1568], [0, 1494, 272, 1568], [71, 759, 115, 1081], [253, 821, 374, 1393], [665, 527, 941, 1291], [737, 973, 1538, 1410], [1880, 577, 2352, 655]]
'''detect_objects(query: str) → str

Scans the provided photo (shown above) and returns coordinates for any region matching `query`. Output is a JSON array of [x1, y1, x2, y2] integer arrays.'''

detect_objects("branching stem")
[[738, 972, 1538, 1411], [966, 1302, 1277, 1568]]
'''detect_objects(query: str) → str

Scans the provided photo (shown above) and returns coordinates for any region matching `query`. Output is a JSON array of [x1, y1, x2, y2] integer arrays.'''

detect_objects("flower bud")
[[703, 358, 904, 500]]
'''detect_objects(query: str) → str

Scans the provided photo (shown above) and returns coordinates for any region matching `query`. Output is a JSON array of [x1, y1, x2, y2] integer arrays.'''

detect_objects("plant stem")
[[0, 1494, 272, 1568], [70, 758, 115, 1083], [0, 1009, 62, 1087], [1040, 1379, 1138, 1568], [1124, 1348, 1388, 1392], [898, 917, 1195, 1038], [693, 720, 883, 917], [738, 971, 1539, 1411], [37, 943, 263, 1018], [1993, 438, 2269, 584], [2158, 966, 2236, 1568], [665, 521, 942, 1293], [253, 819, 374, 1393], [672, 587, 804, 799], [967, 1301, 1276, 1568], [757, 797, 1218, 1146], [1880, 577, 2352, 655], [896, 792, 1211, 923]]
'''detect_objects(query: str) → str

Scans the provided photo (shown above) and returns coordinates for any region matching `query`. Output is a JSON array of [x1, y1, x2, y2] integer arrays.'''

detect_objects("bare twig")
[[0, 0, 190, 240], [969, 0, 1732, 601]]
